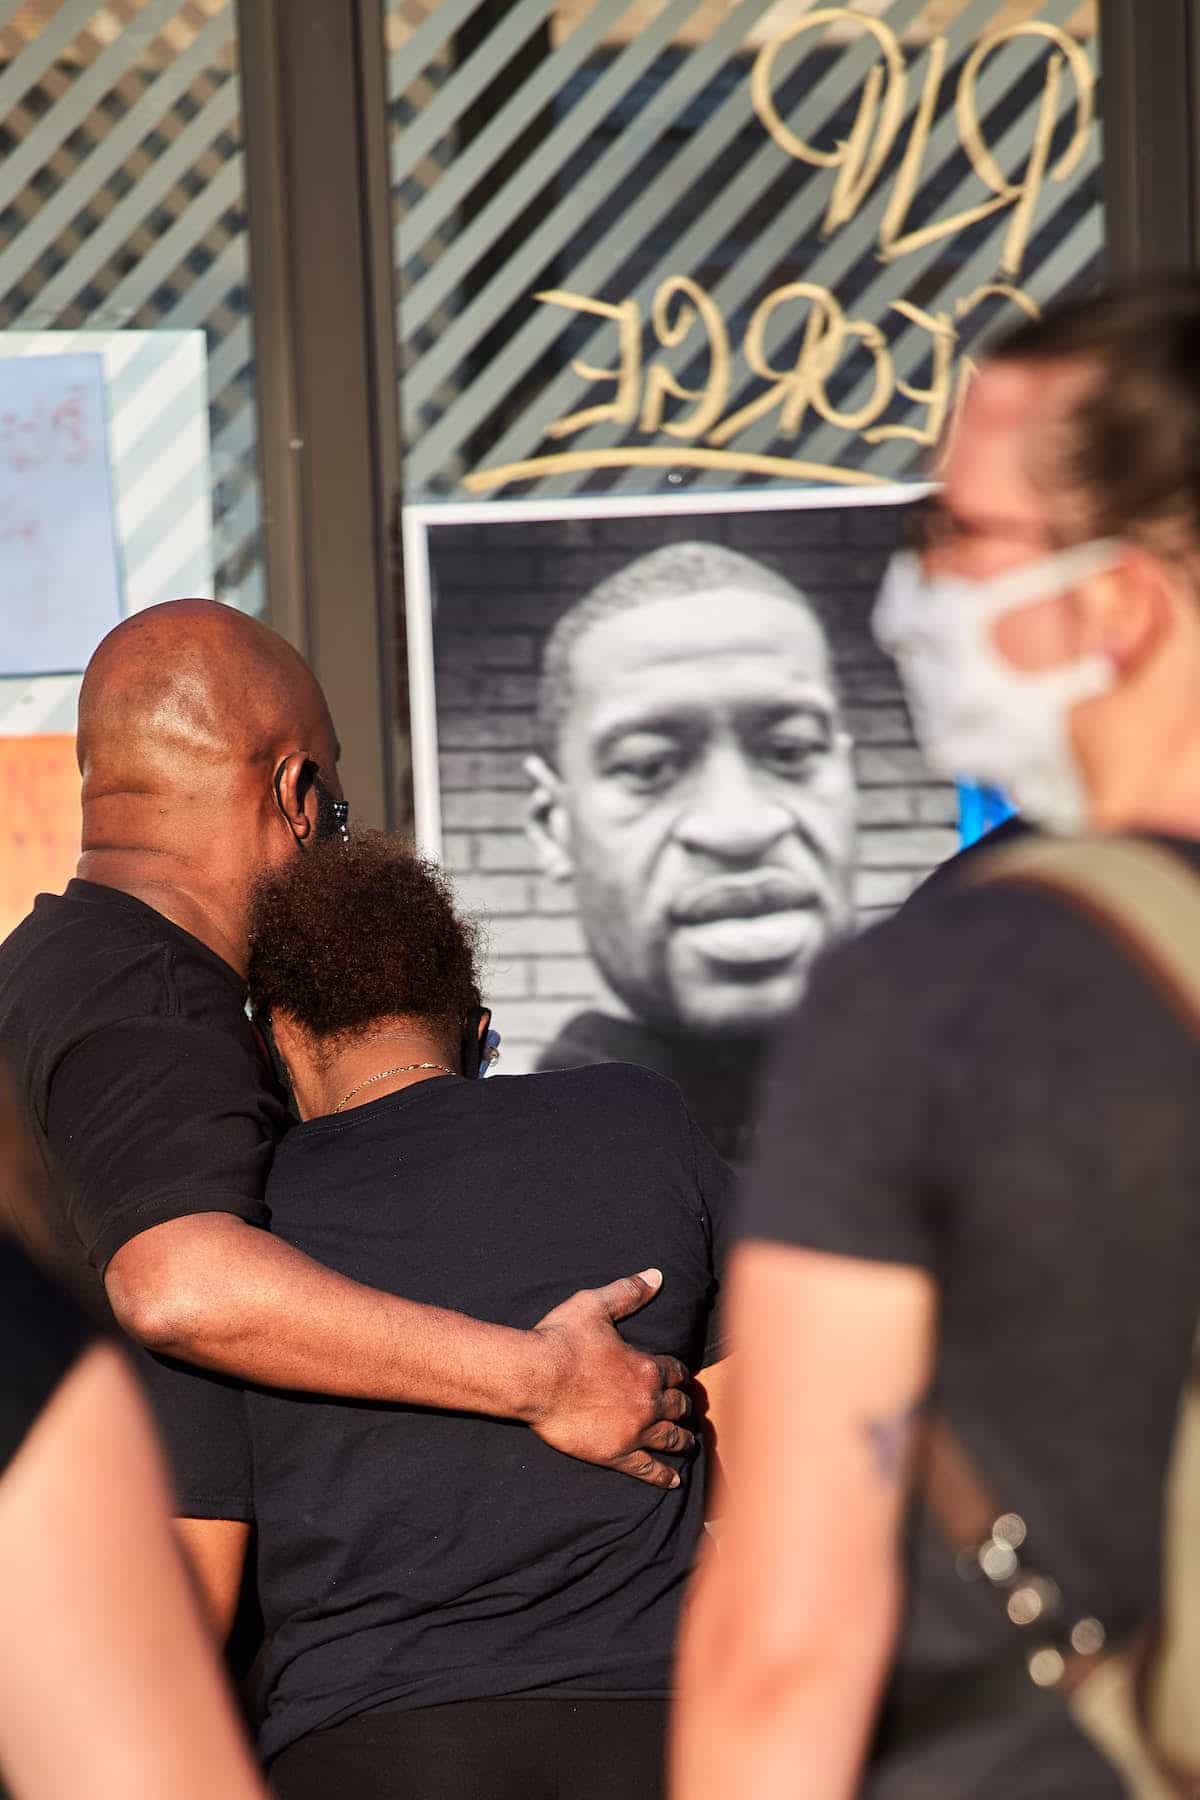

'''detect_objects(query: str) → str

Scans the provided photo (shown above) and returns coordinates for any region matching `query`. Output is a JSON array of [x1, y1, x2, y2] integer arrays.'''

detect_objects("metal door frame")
[[1099, 0, 1200, 276], [240, 0, 402, 831]]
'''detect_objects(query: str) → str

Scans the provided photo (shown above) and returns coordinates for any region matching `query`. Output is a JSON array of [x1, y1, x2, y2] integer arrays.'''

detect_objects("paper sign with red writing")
[[2, 353, 123, 676]]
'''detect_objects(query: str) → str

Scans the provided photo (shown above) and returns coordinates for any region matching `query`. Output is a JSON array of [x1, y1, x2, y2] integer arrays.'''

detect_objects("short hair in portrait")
[[418, 496, 954, 1155]]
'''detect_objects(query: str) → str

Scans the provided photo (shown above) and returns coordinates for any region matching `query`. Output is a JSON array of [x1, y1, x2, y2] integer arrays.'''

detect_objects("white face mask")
[[873, 540, 1124, 836]]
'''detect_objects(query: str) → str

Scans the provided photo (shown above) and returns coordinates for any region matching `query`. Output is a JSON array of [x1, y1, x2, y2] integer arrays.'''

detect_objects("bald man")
[[0, 601, 691, 1600], [526, 543, 857, 1163]]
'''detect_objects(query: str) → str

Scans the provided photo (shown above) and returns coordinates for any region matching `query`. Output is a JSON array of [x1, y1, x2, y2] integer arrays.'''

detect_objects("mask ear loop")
[[970, 538, 1128, 623]]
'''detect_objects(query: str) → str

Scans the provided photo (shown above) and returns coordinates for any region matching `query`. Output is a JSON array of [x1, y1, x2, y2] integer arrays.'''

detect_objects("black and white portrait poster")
[[403, 489, 956, 1163]]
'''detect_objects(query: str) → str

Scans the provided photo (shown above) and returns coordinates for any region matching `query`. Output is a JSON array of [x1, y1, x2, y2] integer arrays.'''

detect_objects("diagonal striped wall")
[[388, 0, 1104, 500], [0, 0, 260, 624]]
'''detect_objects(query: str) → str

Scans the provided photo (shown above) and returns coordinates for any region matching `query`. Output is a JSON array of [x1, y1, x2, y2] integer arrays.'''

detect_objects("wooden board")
[[0, 735, 81, 942]]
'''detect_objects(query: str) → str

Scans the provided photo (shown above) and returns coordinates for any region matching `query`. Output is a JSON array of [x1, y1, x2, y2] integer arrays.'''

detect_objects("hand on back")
[[530, 1270, 693, 1488]]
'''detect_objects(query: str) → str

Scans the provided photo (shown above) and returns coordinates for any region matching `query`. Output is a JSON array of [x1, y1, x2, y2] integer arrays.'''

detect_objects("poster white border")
[[403, 482, 932, 860]]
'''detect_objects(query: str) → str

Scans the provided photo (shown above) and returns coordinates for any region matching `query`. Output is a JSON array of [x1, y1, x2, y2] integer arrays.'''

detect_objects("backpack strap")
[[968, 835, 1200, 1031], [921, 833, 1200, 1787]]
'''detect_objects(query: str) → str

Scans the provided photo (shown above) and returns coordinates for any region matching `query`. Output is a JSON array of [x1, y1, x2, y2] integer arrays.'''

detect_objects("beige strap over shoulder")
[[973, 834, 1200, 1787], [977, 835, 1200, 1026]]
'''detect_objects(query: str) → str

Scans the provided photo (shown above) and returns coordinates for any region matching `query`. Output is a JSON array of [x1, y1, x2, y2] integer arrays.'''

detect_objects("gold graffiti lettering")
[[864, 301, 956, 446], [880, 24, 1092, 276], [878, 34, 950, 261], [707, 283, 842, 447], [954, 283, 1042, 325], [811, 313, 894, 433], [751, 8, 907, 235], [462, 10, 1100, 495], [535, 290, 642, 437], [957, 23, 1093, 279], [469, 271, 1048, 494], [462, 447, 888, 496], [640, 277, 731, 439]]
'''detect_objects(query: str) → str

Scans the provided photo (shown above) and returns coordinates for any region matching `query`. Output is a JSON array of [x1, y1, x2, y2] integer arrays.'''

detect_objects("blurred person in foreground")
[[673, 285, 1200, 1798], [526, 541, 856, 1163], [0, 603, 693, 1630], [0, 1075, 264, 1800], [188, 834, 730, 1800]]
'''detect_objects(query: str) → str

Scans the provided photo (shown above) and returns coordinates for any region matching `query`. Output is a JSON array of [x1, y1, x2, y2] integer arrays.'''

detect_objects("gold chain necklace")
[[332, 1063, 454, 1114]]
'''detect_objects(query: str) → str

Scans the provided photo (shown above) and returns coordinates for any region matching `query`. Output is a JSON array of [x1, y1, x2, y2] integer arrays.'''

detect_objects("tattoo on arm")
[[862, 1401, 925, 1486]]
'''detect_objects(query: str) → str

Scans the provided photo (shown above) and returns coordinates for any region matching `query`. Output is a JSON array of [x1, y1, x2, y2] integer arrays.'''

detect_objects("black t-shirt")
[[1, 1237, 96, 1480], [535, 1010, 765, 1166], [741, 838, 1200, 1761], [0, 880, 289, 1511], [190, 1062, 731, 1765], [911, 813, 1036, 902]]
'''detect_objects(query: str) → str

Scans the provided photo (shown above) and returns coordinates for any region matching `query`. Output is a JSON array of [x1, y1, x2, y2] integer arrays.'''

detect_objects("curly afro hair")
[[247, 831, 481, 1041]]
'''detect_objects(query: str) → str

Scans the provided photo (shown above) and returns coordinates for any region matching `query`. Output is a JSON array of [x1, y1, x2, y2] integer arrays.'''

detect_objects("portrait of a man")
[[523, 543, 856, 1162], [416, 494, 956, 1164]]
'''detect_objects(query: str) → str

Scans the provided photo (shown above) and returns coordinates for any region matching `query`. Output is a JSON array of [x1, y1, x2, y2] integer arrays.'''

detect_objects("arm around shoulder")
[[107, 1215, 694, 1488]]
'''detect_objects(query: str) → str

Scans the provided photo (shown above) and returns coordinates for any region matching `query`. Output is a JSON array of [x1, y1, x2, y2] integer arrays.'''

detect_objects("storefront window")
[[388, 0, 1104, 502], [387, 1, 1106, 1079], [0, 0, 263, 930]]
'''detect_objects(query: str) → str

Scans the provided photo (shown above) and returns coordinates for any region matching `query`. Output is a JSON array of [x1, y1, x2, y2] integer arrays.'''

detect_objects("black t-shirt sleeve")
[[142, 1350, 254, 1521], [739, 925, 942, 1272], [1, 1237, 97, 1479], [46, 1017, 274, 1272], [686, 1110, 735, 1367]]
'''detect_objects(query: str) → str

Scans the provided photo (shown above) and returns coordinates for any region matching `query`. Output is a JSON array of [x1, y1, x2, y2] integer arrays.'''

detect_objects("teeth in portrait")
[[418, 493, 956, 1159]]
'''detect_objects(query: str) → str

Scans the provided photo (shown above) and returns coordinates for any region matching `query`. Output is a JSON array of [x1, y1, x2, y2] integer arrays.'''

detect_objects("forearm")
[[109, 1216, 554, 1417], [0, 1344, 265, 1800], [672, 1547, 894, 1800], [674, 1250, 933, 1797]]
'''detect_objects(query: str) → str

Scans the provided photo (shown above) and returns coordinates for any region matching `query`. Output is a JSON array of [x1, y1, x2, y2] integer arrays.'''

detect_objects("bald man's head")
[[76, 600, 344, 960], [79, 599, 334, 791]]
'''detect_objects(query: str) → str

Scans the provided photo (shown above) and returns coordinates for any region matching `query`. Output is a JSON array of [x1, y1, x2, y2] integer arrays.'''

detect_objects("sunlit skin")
[[76, 597, 344, 977], [928, 362, 1200, 832], [670, 353, 1200, 1800], [527, 585, 856, 1041]]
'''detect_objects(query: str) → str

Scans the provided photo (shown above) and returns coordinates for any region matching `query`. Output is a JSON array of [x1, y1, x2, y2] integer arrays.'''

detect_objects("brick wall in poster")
[[426, 501, 958, 1075]]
